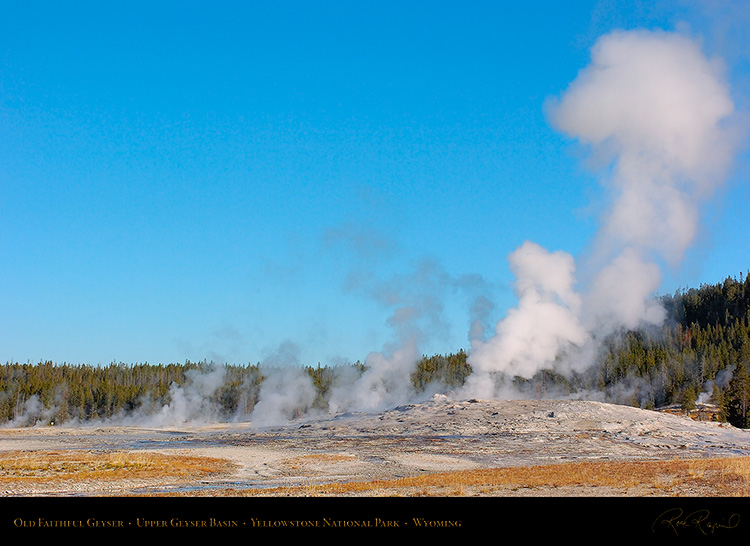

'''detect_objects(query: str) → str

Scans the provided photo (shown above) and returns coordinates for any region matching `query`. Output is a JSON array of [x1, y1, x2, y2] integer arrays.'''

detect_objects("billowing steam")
[[464, 241, 591, 394], [464, 29, 738, 398], [251, 366, 318, 427], [325, 258, 488, 415], [233, 28, 742, 420]]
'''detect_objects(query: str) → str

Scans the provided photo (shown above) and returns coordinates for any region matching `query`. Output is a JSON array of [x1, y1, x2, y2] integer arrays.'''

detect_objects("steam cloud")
[[244, 28, 741, 417], [464, 29, 738, 398], [325, 258, 492, 415]]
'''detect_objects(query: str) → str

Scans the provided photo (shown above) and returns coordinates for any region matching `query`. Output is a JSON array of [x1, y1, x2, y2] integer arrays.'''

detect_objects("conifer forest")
[[2, 273, 750, 428]]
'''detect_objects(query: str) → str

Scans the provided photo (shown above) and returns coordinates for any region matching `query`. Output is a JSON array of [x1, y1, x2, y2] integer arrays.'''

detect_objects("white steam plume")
[[464, 241, 591, 397], [325, 259, 448, 413], [251, 366, 318, 427], [465, 29, 738, 397], [146, 365, 228, 426], [327, 338, 421, 414]]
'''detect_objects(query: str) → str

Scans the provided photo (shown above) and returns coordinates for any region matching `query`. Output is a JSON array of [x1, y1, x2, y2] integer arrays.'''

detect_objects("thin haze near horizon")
[[1, 1, 748, 370]]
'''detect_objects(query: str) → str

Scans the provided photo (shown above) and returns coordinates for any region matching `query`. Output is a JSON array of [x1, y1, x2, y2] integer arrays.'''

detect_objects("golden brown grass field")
[[2, 450, 750, 497]]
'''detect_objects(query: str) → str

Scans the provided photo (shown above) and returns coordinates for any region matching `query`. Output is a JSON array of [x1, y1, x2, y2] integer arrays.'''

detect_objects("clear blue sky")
[[1, 1, 748, 367]]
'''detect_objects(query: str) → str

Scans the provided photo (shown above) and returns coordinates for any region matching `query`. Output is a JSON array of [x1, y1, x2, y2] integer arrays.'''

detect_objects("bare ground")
[[2, 396, 750, 497]]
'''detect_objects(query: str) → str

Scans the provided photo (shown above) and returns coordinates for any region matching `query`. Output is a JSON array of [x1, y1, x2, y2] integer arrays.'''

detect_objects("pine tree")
[[723, 364, 750, 428]]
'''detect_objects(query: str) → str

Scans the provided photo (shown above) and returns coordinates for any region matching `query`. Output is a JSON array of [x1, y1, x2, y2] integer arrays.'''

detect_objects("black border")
[[2, 496, 749, 539]]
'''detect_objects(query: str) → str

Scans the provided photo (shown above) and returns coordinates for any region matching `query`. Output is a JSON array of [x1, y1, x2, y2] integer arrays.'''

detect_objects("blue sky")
[[1, 1, 748, 367]]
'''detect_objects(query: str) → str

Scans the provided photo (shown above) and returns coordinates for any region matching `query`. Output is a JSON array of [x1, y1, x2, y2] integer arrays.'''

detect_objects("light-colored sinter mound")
[[1, 396, 749, 496]]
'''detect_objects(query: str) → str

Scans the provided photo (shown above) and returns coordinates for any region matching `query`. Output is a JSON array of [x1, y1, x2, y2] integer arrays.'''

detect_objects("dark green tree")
[[723, 365, 750, 428]]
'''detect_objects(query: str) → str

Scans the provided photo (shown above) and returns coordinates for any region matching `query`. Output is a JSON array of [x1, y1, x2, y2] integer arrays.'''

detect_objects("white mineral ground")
[[1, 396, 749, 496]]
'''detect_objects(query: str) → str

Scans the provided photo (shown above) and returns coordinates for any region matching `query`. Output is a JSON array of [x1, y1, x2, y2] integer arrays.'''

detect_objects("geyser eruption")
[[236, 27, 741, 423], [465, 29, 738, 397], [465, 241, 591, 390]]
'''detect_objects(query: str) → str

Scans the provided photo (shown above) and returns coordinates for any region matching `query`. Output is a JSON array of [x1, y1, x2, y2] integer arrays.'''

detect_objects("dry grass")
[[224, 456, 750, 497], [3, 449, 750, 497], [280, 453, 357, 470], [0, 450, 235, 484]]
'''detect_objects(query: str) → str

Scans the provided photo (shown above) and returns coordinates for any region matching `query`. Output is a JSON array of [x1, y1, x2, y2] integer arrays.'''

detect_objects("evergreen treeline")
[[2, 273, 750, 427], [0, 360, 265, 426]]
